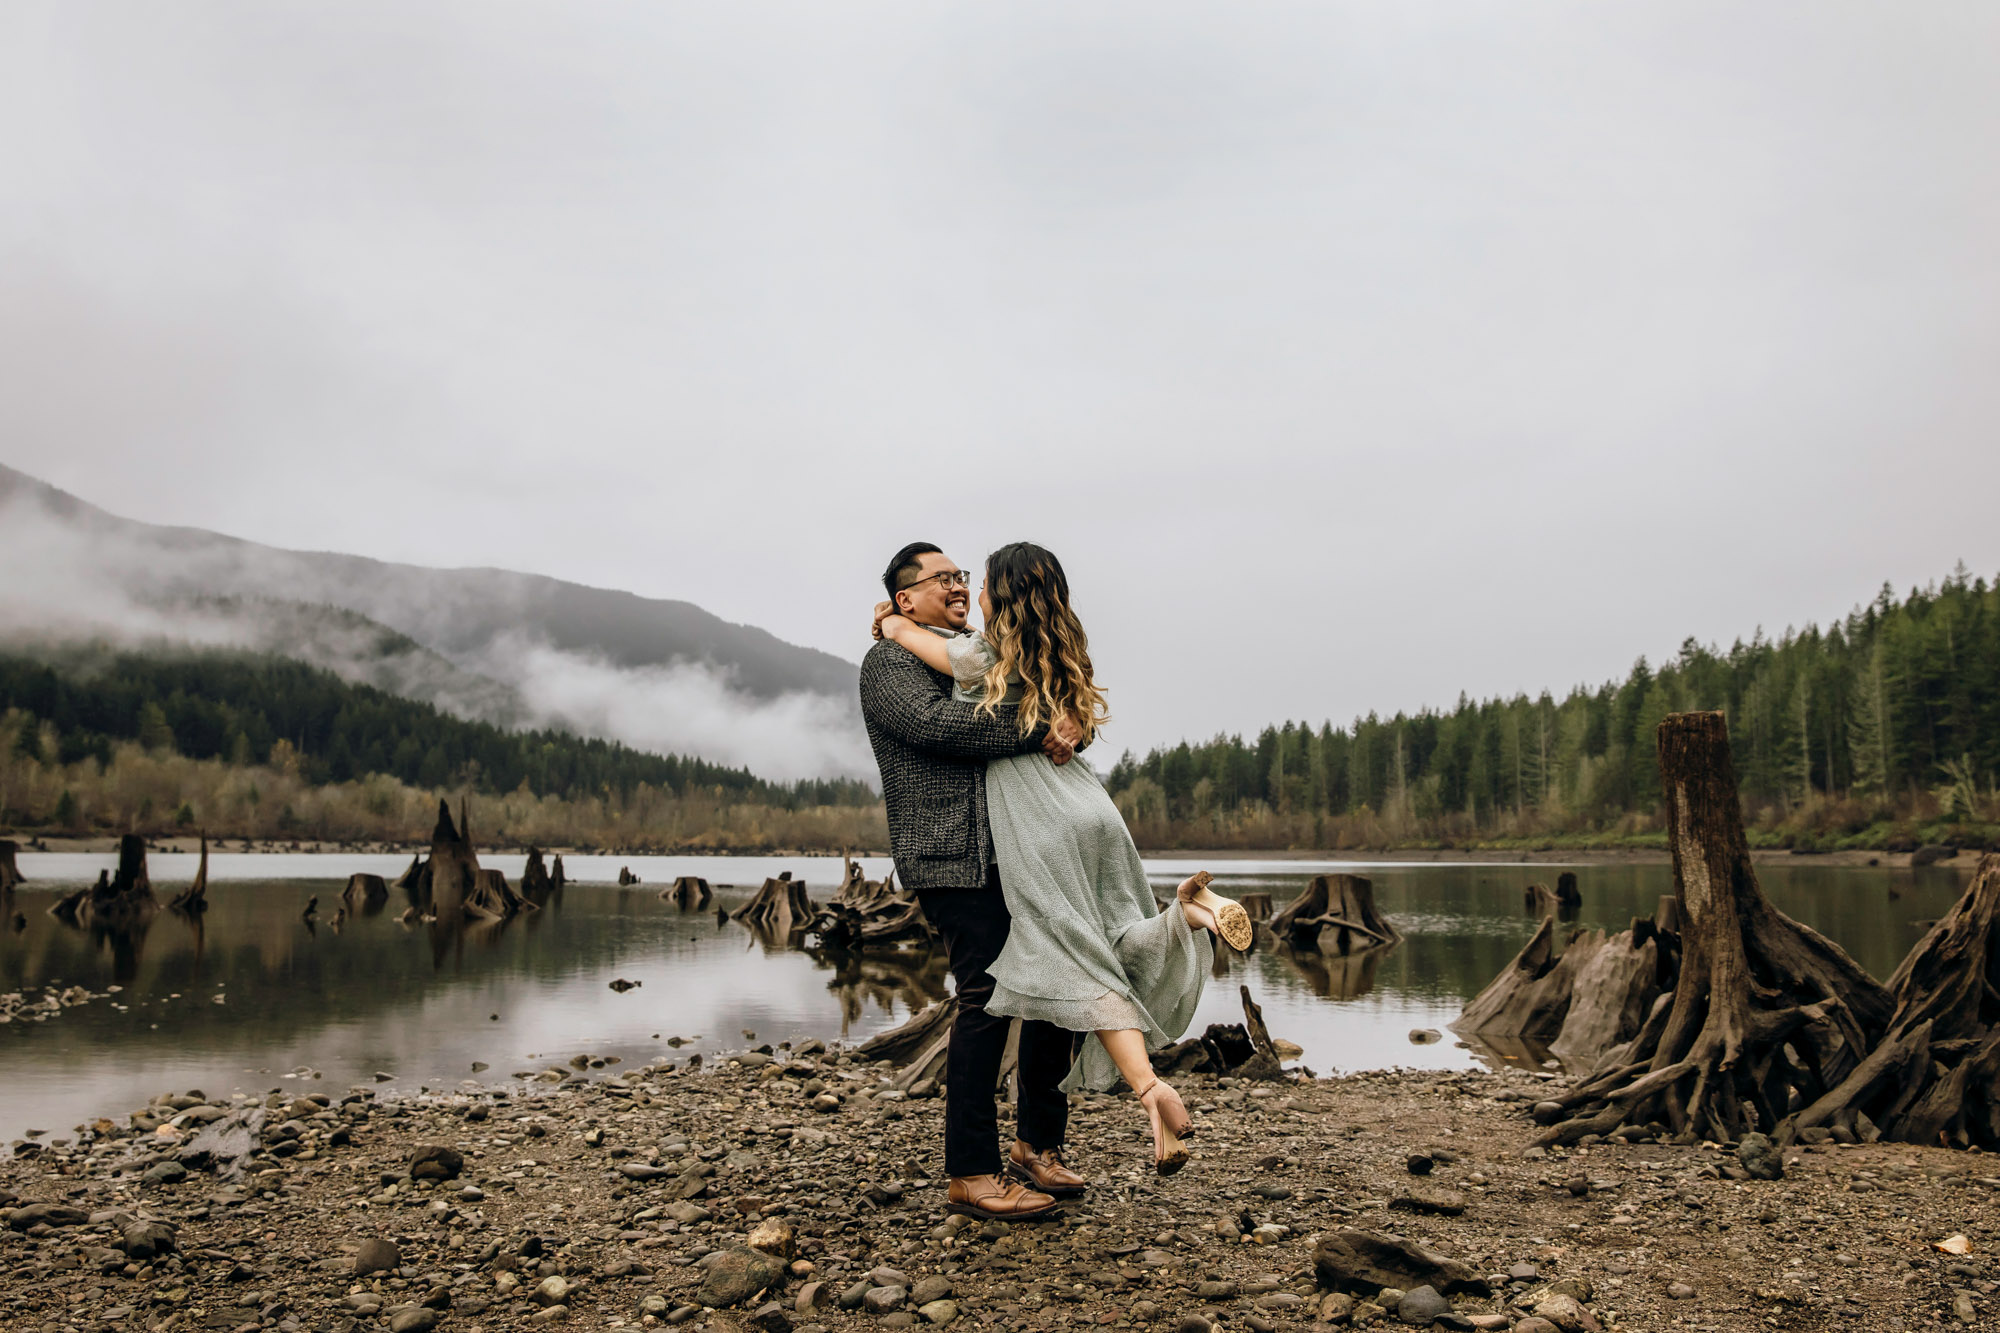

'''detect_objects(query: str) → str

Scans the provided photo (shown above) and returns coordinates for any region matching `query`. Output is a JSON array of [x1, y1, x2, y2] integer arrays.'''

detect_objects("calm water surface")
[[0, 851, 1971, 1142]]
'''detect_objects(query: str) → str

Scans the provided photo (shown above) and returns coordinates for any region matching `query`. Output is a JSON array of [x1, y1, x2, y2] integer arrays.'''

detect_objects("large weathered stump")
[[1783, 854, 2000, 1148], [1453, 919, 1605, 1043], [811, 859, 931, 948], [394, 854, 428, 895], [1271, 874, 1400, 956], [468, 868, 527, 919], [734, 873, 816, 936], [168, 836, 211, 915], [1531, 712, 1889, 1145]]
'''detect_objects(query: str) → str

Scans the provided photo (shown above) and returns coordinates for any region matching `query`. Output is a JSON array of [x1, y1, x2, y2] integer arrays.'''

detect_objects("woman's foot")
[[1136, 1077, 1193, 1176], [1177, 871, 1253, 953]]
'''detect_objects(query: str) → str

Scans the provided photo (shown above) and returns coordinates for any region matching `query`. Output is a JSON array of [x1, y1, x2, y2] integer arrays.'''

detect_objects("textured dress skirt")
[[946, 633, 1212, 1092]]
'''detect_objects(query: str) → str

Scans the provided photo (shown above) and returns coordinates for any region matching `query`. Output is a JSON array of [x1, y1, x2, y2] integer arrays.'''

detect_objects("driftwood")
[[733, 872, 816, 936], [1781, 854, 2000, 1149], [168, 835, 211, 915], [617, 866, 641, 886], [1528, 713, 1890, 1147], [521, 848, 557, 902], [341, 873, 388, 911], [1270, 874, 1401, 956], [662, 876, 713, 909], [811, 858, 931, 948], [1150, 987, 1296, 1080], [856, 996, 958, 1065], [0, 839, 23, 894], [1239, 892, 1274, 923]]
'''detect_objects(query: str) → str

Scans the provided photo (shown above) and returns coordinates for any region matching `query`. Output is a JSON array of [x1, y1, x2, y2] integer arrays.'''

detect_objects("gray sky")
[[4, 2, 1998, 766]]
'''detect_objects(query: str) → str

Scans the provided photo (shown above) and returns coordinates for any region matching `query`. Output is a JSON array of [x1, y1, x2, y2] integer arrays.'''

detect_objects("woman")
[[874, 541, 1251, 1174]]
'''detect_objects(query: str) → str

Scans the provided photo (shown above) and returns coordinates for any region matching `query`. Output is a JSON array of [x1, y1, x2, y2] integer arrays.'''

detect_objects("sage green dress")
[[946, 631, 1212, 1092]]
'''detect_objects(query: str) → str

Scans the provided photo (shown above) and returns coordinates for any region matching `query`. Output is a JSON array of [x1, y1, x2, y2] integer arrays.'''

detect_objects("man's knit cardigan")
[[858, 637, 1048, 891]]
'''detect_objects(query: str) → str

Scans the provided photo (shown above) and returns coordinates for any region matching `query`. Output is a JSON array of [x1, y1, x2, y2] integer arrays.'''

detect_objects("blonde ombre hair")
[[977, 542, 1110, 744]]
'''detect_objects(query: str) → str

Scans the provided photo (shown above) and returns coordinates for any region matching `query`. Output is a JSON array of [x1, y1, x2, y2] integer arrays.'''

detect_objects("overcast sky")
[[4, 2, 1997, 764]]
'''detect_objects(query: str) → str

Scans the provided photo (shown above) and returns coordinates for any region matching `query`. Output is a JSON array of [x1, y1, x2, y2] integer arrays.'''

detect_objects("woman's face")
[[978, 577, 994, 625]]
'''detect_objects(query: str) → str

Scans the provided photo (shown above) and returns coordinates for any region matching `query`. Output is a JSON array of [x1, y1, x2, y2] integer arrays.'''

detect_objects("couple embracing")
[[858, 541, 1252, 1222]]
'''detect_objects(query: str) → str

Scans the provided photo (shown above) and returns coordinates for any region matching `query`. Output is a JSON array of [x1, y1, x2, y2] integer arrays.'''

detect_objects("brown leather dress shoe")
[[1007, 1140, 1088, 1198], [945, 1173, 1061, 1221]]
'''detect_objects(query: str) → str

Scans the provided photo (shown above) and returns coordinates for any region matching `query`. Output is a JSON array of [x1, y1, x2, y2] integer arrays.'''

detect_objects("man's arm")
[[860, 644, 1048, 761]]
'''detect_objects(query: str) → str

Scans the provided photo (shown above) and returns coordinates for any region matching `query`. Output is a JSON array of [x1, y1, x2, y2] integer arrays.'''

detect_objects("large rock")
[[409, 1145, 464, 1181], [6, 1203, 89, 1231], [354, 1238, 403, 1276], [177, 1110, 263, 1175], [121, 1219, 177, 1260], [1313, 1229, 1491, 1297], [747, 1216, 795, 1259], [1398, 1285, 1453, 1324], [1736, 1133, 1783, 1181], [696, 1245, 785, 1308]]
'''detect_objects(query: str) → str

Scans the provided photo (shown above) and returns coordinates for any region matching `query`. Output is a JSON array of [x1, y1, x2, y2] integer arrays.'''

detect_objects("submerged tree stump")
[[341, 873, 388, 910], [617, 866, 640, 886], [520, 848, 557, 902], [733, 872, 816, 936], [1270, 874, 1401, 957], [811, 858, 932, 948], [1530, 712, 1890, 1146], [551, 855, 567, 888], [0, 839, 23, 895], [168, 836, 211, 915], [428, 801, 480, 923], [1525, 878, 1582, 918], [1783, 854, 2000, 1149], [394, 854, 428, 894], [1239, 892, 1274, 923], [662, 876, 713, 909]]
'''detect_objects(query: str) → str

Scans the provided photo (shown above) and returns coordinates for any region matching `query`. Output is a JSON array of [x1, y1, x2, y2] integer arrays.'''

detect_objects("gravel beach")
[[3, 1052, 1993, 1333]]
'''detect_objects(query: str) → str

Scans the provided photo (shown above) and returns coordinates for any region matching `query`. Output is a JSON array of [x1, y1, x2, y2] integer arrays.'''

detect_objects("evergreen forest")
[[1103, 570, 2000, 851]]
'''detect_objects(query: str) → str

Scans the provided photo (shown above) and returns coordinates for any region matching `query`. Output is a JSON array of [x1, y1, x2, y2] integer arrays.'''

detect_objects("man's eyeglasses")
[[899, 569, 971, 594]]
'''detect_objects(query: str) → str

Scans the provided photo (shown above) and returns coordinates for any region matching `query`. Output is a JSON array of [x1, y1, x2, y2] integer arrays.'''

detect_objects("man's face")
[[895, 551, 970, 630]]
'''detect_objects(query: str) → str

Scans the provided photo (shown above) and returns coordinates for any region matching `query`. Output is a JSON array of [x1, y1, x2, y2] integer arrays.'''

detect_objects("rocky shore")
[[2, 1056, 1993, 1333]]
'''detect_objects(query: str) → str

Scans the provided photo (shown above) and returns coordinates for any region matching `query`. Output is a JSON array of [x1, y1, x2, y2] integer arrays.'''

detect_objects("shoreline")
[[8, 836, 1983, 874], [0, 1058, 1986, 1333]]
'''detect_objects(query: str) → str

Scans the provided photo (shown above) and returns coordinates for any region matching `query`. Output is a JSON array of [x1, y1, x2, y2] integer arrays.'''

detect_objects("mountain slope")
[[0, 462, 858, 700]]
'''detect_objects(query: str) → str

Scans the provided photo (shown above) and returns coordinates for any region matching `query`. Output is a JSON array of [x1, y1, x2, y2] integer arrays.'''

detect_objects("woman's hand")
[[872, 602, 915, 643]]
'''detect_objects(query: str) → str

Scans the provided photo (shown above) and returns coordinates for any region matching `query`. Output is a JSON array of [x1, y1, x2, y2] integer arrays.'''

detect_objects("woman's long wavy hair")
[[977, 542, 1110, 744]]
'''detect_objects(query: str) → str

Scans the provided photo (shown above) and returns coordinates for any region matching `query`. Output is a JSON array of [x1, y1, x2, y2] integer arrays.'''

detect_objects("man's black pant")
[[916, 870, 1073, 1179]]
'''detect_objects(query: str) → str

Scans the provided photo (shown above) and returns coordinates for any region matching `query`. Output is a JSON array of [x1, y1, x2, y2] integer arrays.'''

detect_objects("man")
[[859, 542, 1089, 1222]]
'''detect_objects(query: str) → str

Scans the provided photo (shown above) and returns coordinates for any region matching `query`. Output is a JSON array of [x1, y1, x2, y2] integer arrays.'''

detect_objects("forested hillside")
[[0, 644, 881, 851], [1105, 569, 2000, 851]]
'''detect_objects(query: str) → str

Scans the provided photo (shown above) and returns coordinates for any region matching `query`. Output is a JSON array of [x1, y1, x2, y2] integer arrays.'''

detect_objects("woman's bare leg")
[[1098, 1028, 1192, 1174]]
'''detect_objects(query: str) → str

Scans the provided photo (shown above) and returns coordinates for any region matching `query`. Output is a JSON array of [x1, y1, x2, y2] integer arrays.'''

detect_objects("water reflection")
[[0, 854, 1975, 1140]]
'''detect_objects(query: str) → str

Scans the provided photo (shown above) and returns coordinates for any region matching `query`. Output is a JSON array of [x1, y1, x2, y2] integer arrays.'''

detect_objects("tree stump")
[[467, 868, 527, 920], [811, 860, 932, 948], [520, 848, 557, 902], [0, 839, 23, 895], [1238, 892, 1274, 923], [550, 855, 567, 888], [1782, 853, 2000, 1148], [618, 866, 640, 886], [168, 836, 211, 915], [1556, 871, 1582, 907], [1525, 881, 1580, 918], [393, 854, 428, 893], [733, 873, 815, 936], [341, 873, 387, 911], [57, 834, 160, 929], [662, 876, 713, 909], [1452, 919, 1604, 1043], [1530, 712, 1889, 1146], [1271, 874, 1401, 957], [427, 801, 480, 923]]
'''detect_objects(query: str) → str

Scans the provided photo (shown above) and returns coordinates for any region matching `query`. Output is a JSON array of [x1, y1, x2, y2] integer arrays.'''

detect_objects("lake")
[[0, 851, 1971, 1143]]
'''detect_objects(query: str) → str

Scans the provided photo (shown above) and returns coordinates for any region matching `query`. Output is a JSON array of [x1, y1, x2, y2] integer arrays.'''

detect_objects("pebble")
[[353, 1237, 402, 1276], [1666, 1280, 1697, 1300]]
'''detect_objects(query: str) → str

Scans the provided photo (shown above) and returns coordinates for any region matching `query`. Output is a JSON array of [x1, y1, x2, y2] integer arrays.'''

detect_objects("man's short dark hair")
[[883, 542, 942, 601]]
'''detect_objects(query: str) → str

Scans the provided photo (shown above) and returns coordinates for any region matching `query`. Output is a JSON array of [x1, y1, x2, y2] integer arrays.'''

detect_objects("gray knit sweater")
[[858, 637, 1047, 891]]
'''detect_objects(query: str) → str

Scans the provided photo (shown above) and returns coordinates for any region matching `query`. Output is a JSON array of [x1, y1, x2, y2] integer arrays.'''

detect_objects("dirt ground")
[[2, 1054, 1994, 1333]]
